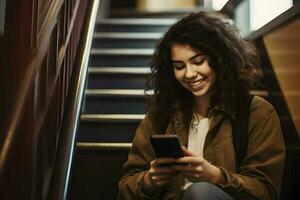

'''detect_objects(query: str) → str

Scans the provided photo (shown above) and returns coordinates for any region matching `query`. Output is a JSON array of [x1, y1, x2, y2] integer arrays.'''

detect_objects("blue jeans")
[[182, 182, 234, 200]]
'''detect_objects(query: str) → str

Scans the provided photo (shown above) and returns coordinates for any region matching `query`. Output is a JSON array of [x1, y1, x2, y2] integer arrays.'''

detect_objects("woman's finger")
[[149, 167, 178, 177], [151, 158, 176, 167], [171, 164, 204, 173], [170, 164, 193, 172], [181, 146, 195, 156], [174, 156, 204, 166]]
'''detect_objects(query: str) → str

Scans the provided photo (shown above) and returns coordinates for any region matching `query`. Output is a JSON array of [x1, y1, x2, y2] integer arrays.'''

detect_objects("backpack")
[[202, 95, 253, 168], [232, 94, 254, 168]]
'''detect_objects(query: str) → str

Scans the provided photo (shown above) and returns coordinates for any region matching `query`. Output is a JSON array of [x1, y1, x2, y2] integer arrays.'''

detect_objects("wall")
[[264, 18, 300, 136], [0, 0, 89, 199], [137, 0, 197, 12]]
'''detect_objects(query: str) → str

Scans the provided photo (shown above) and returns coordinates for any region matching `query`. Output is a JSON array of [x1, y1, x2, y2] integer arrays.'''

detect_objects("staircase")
[[68, 11, 299, 200], [68, 17, 177, 199]]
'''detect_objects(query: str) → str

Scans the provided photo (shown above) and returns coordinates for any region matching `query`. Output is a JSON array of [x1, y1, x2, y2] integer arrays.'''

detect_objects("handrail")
[[0, 0, 5, 36], [47, 0, 100, 199]]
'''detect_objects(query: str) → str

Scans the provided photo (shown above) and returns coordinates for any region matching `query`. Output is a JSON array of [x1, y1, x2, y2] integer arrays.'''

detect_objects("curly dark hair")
[[146, 11, 262, 133]]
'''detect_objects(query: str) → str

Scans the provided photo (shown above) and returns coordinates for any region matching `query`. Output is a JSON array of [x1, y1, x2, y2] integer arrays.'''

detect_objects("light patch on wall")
[[137, 0, 197, 12], [250, 0, 292, 31], [212, 0, 229, 10], [0, 0, 6, 35]]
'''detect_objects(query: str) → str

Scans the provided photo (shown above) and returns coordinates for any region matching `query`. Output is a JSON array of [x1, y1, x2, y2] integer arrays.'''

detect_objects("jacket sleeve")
[[118, 114, 162, 200], [218, 96, 286, 200]]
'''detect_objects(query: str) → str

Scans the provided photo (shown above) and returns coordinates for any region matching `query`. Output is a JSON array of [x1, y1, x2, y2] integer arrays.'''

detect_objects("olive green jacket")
[[118, 96, 285, 200]]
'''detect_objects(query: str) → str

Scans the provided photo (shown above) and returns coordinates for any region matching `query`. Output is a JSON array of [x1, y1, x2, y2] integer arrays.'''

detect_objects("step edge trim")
[[91, 48, 154, 56], [81, 114, 145, 122], [88, 67, 151, 74], [77, 142, 132, 150], [94, 32, 163, 39], [85, 89, 153, 97]]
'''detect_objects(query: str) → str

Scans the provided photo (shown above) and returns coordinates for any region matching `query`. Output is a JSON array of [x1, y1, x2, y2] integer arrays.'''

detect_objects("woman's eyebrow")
[[171, 60, 183, 63], [172, 53, 204, 63]]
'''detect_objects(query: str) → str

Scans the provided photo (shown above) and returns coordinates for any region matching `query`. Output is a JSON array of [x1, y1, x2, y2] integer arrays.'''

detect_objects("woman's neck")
[[194, 96, 210, 119]]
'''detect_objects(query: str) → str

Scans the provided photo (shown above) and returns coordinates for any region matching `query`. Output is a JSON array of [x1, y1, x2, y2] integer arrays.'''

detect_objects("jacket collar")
[[169, 100, 236, 145], [168, 109, 188, 147], [208, 101, 236, 120]]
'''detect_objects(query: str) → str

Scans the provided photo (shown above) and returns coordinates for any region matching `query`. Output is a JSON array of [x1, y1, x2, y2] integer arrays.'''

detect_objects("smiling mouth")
[[187, 77, 207, 88]]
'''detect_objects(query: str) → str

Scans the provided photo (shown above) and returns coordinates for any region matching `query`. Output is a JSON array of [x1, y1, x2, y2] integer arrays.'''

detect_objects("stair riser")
[[90, 55, 151, 67], [88, 74, 147, 89], [83, 96, 147, 114], [78, 121, 139, 143], [93, 38, 159, 49], [69, 149, 128, 200], [96, 24, 170, 33]]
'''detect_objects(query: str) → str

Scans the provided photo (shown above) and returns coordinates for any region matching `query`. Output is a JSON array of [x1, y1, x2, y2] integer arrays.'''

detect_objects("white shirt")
[[183, 117, 210, 190]]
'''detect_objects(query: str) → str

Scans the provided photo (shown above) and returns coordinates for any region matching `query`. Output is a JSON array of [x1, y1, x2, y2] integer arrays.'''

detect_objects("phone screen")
[[150, 135, 183, 158]]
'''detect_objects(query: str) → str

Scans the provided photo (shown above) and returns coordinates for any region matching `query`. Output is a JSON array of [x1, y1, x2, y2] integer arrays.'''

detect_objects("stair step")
[[77, 142, 131, 150], [83, 90, 150, 114], [88, 73, 148, 89], [90, 49, 152, 67], [70, 145, 129, 200], [89, 67, 150, 74], [78, 121, 139, 143], [83, 97, 146, 114], [84, 88, 267, 97], [91, 48, 154, 56], [108, 7, 205, 18], [96, 18, 175, 33], [97, 18, 177, 25], [85, 89, 153, 97], [79, 114, 144, 142], [81, 114, 144, 122], [88, 67, 150, 89], [93, 32, 162, 48], [94, 32, 163, 39]]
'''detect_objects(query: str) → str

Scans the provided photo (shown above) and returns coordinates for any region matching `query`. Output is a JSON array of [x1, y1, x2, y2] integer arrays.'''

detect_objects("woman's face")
[[171, 43, 216, 99]]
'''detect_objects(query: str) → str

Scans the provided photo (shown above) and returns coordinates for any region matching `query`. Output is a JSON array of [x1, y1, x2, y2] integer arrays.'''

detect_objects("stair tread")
[[81, 114, 145, 122], [94, 32, 163, 39], [97, 18, 177, 25], [77, 142, 132, 150], [85, 89, 153, 97], [88, 67, 150, 74], [85, 89, 268, 97], [91, 48, 154, 56]]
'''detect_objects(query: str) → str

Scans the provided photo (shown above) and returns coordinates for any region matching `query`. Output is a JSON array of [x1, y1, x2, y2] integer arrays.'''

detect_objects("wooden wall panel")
[[0, 0, 90, 199], [38, 0, 53, 31], [264, 18, 300, 137]]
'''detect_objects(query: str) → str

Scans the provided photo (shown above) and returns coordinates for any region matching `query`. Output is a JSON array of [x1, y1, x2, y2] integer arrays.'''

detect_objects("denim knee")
[[182, 182, 233, 200]]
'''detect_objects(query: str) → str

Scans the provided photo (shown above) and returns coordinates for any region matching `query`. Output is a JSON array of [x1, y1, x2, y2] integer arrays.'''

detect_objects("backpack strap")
[[232, 95, 254, 169]]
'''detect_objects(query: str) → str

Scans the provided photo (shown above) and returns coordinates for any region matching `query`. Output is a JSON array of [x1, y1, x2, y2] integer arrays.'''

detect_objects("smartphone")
[[150, 134, 184, 159]]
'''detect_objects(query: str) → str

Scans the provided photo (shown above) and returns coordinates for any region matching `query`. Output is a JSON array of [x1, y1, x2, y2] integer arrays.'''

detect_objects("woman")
[[118, 12, 285, 200]]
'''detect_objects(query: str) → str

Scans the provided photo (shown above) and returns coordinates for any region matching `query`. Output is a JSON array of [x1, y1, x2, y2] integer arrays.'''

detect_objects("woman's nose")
[[185, 65, 197, 79]]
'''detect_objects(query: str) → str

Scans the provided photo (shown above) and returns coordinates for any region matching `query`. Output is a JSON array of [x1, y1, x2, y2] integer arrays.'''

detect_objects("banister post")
[[0, 0, 6, 35]]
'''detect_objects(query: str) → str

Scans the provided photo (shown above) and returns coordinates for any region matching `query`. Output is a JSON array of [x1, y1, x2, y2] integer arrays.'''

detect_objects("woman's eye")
[[173, 65, 184, 70], [194, 59, 205, 65]]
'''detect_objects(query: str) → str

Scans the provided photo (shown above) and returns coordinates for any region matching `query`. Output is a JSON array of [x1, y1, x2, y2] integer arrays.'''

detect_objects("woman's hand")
[[171, 146, 225, 185], [143, 158, 179, 195]]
